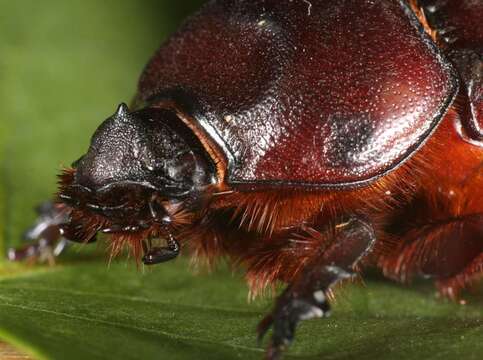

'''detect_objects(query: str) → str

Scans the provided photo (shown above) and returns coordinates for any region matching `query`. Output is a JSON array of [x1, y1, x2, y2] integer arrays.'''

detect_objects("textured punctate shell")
[[137, 0, 458, 188]]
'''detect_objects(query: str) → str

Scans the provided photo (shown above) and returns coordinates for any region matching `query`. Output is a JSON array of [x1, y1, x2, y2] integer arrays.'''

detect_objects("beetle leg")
[[258, 218, 375, 360], [8, 201, 73, 263], [380, 202, 482, 300], [142, 232, 180, 265]]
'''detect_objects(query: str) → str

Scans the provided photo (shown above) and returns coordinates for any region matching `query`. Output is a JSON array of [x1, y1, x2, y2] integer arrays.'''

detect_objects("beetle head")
[[74, 103, 213, 196], [58, 103, 216, 257]]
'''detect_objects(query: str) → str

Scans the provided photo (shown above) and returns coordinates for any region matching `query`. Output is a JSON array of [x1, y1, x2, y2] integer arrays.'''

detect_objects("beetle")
[[9, 0, 482, 358]]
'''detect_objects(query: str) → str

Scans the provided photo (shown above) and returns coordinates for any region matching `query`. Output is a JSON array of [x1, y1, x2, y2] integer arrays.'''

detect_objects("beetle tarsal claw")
[[142, 234, 180, 265]]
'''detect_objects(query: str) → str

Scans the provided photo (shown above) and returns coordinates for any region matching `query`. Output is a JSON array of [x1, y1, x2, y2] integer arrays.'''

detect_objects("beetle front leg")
[[8, 201, 96, 263], [258, 217, 376, 360], [8, 201, 72, 263]]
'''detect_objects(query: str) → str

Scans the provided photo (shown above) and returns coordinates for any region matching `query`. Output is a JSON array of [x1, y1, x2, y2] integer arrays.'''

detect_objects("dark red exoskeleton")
[[11, 1, 482, 358]]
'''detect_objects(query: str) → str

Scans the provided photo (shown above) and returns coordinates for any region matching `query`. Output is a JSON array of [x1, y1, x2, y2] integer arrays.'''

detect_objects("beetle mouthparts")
[[141, 232, 180, 265], [55, 166, 194, 263]]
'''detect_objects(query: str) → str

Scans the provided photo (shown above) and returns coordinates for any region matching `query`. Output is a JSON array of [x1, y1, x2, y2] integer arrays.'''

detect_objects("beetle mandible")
[[11, 0, 482, 358]]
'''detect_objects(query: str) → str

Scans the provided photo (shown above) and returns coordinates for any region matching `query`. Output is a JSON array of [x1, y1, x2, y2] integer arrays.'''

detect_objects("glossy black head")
[[58, 103, 215, 243], [74, 103, 214, 197]]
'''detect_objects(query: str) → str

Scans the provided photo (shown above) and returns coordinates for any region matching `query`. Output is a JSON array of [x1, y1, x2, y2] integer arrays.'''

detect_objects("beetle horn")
[[114, 103, 129, 118]]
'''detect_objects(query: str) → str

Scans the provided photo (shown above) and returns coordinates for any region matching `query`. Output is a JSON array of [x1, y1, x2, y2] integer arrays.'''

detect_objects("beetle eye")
[[166, 152, 195, 181], [133, 109, 215, 192], [161, 151, 210, 187]]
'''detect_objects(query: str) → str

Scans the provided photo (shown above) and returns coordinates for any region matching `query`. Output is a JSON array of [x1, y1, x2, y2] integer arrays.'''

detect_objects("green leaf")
[[0, 1, 482, 359], [0, 259, 482, 360]]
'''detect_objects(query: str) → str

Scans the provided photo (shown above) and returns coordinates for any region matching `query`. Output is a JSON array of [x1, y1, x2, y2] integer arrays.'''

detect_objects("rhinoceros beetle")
[[10, 0, 482, 358]]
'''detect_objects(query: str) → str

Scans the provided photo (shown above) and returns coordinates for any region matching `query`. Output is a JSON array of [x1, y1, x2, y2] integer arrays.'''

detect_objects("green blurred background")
[[0, 1, 481, 360], [0, 0, 205, 251]]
